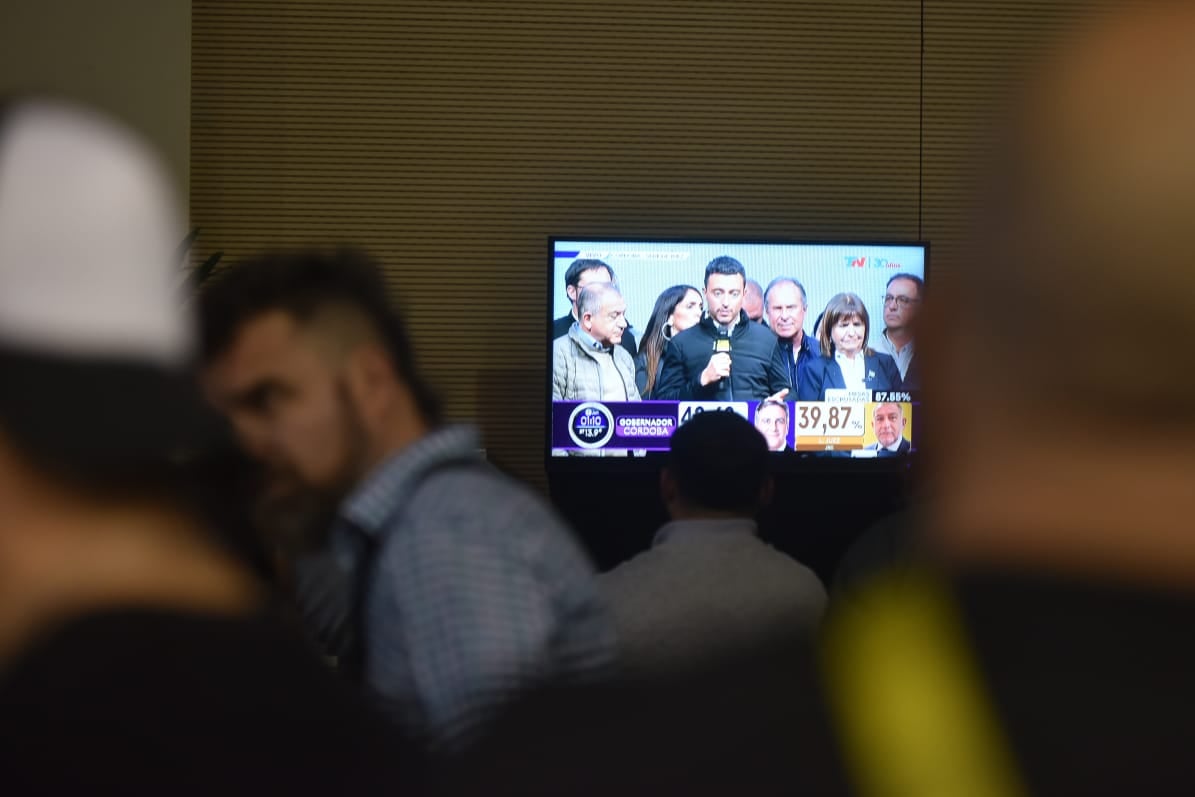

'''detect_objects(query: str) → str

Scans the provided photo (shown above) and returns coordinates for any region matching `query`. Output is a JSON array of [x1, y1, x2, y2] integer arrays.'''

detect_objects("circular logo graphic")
[[568, 402, 615, 449]]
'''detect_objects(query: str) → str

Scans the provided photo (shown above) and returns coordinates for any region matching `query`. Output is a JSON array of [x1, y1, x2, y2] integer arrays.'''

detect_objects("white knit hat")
[[0, 98, 191, 363], [0, 98, 214, 466]]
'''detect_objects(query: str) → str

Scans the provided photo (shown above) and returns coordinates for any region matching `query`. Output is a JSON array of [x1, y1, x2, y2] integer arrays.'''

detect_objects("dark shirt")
[[797, 351, 904, 402], [819, 565, 1195, 795], [776, 329, 818, 399], [0, 608, 413, 796]]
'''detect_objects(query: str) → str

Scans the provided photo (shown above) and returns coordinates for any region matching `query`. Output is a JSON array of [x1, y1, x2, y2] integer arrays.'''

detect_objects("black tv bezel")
[[544, 236, 929, 474]]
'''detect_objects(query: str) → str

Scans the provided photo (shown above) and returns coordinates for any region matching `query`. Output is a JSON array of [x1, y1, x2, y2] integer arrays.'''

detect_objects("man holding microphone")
[[654, 256, 791, 402]]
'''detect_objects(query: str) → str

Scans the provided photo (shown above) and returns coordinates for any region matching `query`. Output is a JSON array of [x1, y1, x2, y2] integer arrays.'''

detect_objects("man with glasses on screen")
[[876, 273, 923, 390]]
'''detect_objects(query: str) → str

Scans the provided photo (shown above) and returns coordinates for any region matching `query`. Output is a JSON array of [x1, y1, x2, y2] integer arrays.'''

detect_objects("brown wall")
[[0, 1, 191, 200], [190, 0, 1118, 488]]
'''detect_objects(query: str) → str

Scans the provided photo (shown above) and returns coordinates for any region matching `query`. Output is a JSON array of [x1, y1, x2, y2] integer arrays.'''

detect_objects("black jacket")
[[654, 311, 791, 401], [776, 330, 819, 399]]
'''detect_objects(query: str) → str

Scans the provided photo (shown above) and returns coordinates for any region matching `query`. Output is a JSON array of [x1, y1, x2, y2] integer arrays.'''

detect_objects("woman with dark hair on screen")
[[798, 292, 903, 401], [635, 285, 703, 398]]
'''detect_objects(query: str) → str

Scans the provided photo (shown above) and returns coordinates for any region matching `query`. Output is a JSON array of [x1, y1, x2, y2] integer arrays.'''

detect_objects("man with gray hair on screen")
[[552, 281, 640, 402]]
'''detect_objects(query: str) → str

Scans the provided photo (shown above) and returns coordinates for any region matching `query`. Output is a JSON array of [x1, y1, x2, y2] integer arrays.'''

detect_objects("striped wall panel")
[[192, 0, 921, 488]]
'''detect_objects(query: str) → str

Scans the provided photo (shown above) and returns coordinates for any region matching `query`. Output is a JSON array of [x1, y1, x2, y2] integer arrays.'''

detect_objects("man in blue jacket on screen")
[[653, 256, 791, 402]]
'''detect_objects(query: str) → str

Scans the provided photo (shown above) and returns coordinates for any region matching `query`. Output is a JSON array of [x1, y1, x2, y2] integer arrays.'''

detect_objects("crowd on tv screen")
[[551, 255, 921, 456]]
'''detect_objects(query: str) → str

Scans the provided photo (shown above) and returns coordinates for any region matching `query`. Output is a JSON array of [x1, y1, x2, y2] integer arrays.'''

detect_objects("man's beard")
[[253, 382, 372, 558]]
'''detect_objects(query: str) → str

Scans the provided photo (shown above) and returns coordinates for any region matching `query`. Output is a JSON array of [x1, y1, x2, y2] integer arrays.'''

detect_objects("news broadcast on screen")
[[547, 238, 926, 461]]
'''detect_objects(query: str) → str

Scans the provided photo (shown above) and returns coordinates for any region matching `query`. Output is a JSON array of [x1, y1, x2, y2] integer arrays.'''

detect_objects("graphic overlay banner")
[[552, 399, 919, 455], [552, 401, 679, 453]]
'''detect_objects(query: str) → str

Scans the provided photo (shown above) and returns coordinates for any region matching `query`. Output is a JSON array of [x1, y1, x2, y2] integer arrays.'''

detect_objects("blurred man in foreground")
[[821, 6, 1195, 793], [0, 99, 404, 794], [200, 250, 615, 754]]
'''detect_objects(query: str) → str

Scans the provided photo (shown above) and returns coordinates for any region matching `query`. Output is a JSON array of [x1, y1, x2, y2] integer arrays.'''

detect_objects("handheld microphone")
[[712, 329, 733, 356], [712, 329, 732, 397]]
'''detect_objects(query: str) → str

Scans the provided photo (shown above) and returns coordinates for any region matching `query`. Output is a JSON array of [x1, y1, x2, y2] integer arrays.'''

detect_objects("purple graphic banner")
[[552, 401, 679, 452]]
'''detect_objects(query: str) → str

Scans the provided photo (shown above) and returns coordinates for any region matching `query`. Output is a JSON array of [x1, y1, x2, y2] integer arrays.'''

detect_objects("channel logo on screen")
[[845, 256, 904, 270], [567, 402, 615, 449]]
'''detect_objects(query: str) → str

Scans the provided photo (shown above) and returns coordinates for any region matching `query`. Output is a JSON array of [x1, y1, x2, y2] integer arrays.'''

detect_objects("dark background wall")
[[0, 0, 191, 198], [187, 1, 1117, 576]]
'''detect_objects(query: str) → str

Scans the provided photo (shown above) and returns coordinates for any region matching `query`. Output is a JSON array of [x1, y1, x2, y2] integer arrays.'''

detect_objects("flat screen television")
[[546, 238, 927, 469]]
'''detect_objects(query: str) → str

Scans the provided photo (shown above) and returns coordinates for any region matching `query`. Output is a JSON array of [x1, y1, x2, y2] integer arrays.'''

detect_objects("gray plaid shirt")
[[324, 425, 616, 752]]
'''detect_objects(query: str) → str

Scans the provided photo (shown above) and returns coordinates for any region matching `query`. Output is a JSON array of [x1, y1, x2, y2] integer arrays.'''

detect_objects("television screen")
[[547, 238, 927, 465]]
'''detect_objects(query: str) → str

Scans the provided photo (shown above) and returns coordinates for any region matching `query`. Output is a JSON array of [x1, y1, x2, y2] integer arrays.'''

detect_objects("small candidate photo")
[[864, 401, 913, 456], [752, 399, 790, 452]]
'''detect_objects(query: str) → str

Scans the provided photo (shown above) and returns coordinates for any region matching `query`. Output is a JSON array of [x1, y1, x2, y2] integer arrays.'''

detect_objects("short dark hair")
[[755, 398, 789, 422], [704, 256, 746, 287], [886, 273, 924, 297], [667, 410, 769, 515], [199, 248, 441, 425], [564, 259, 614, 291]]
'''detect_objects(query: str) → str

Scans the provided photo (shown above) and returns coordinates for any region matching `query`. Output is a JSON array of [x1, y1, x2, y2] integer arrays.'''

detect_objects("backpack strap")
[[339, 455, 489, 684]]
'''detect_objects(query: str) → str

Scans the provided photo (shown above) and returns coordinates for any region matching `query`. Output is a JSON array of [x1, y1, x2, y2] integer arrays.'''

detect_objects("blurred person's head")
[[928, 4, 1195, 585], [564, 259, 615, 317], [764, 278, 808, 341], [744, 279, 765, 323], [704, 256, 747, 327], [882, 274, 923, 338], [871, 403, 906, 449], [0, 97, 259, 633], [818, 293, 872, 359], [577, 282, 628, 348], [0, 97, 207, 499], [754, 400, 789, 452], [662, 410, 773, 519], [200, 250, 440, 553], [638, 285, 702, 395]]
